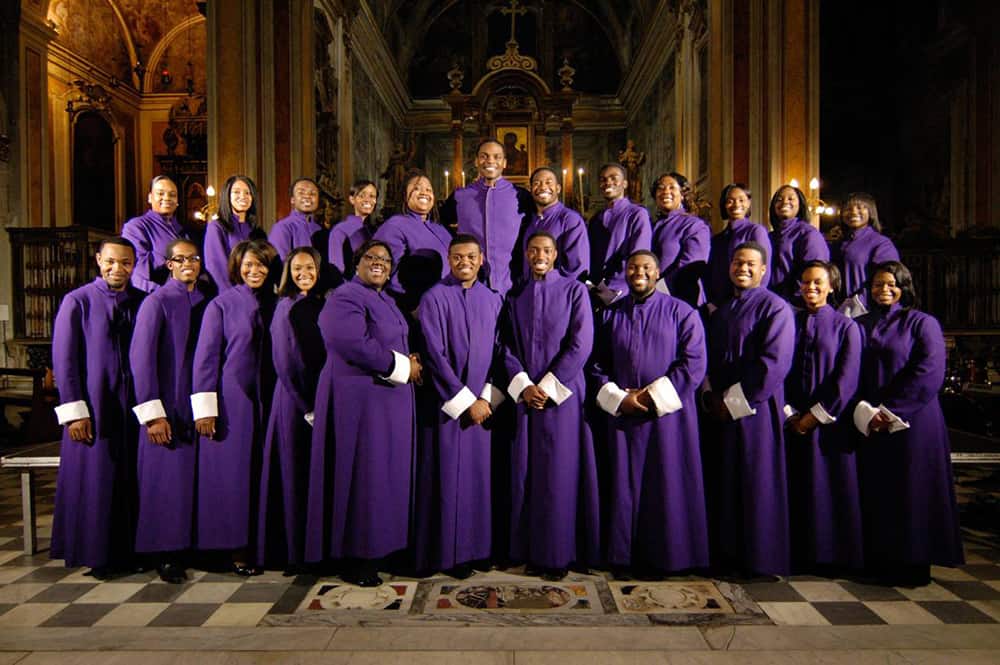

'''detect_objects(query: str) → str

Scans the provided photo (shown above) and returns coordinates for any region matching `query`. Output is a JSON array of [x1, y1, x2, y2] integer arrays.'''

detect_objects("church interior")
[[0, 0, 999, 661]]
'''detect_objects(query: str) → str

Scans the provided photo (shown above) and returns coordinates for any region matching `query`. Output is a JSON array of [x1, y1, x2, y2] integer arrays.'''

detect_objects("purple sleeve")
[[666, 306, 707, 396], [752, 224, 774, 289], [372, 223, 408, 291], [561, 218, 591, 282], [192, 301, 224, 394], [813, 320, 861, 418], [52, 294, 86, 405], [327, 226, 347, 275], [325, 292, 395, 375], [416, 293, 467, 403], [872, 235, 900, 265], [626, 208, 652, 256], [678, 221, 711, 268], [877, 314, 946, 421], [741, 302, 795, 406], [203, 222, 231, 290], [500, 301, 527, 383], [268, 224, 292, 263], [587, 311, 614, 389], [129, 298, 164, 405], [270, 303, 311, 412], [803, 227, 831, 263], [122, 223, 156, 293], [546, 284, 594, 384]]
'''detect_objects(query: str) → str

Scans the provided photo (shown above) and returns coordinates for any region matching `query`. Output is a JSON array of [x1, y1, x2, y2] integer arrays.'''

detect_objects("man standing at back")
[[122, 176, 188, 293], [588, 163, 652, 305], [268, 177, 324, 261]]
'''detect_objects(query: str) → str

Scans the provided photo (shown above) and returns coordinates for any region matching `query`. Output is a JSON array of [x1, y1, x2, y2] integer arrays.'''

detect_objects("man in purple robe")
[[587, 163, 652, 304], [521, 166, 589, 283], [702, 241, 794, 577], [129, 238, 206, 583], [51, 237, 144, 577], [414, 234, 505, 577], [502, 231, 600, 580], [121, 176, 189, 293], [441, 139, 533, 295], [591, 250, 709, 577], [268, 177, 324, 260]]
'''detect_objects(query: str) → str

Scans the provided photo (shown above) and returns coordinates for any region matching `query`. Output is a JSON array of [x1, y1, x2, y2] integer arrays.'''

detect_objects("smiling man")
[[268, 177, 324, 261], [587, 163, 652, 303], [520, 166, 589, 283], [122, 176, 189, 293]]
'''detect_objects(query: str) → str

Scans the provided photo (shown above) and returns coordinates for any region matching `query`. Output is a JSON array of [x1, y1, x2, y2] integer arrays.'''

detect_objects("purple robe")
[[305, 278, 415, 561], [268, 210, 323, 261], [121, 210, 188, 293], [706, 286, 794, 575], [328, 214, 372, 283], [521, 202, 590, 283], [830, 225, 899, 300], [651, 209, 710, 307], [768, 218, 830, 301], [705, 219, 772, 306], [591, 292, 709, 571], [203, 216, 254, 290], [501, 271, 600, 569], [129, 278, 206, 553], [853, 304, 963, 567], [588, 197, 652, 295], [373, 211, 452, 298], [51, 278, 144, 569], [784, 305, 863, 569], [414, 277, 503, 571], [192, 284, 276, 550], [445, 177, 533, 295], [257, 292, 325, 567]]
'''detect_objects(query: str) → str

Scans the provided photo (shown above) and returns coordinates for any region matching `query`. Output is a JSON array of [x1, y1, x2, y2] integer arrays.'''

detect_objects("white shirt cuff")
[[809, 402, 837, 425], [722, 382, 757, 420], [442, 386, 477, 420], [877, 404, 910, 432], [133, 399, 167, 425], [538, 371, 573, 406], [507, 371, 534, 402], [783, 404, 799, 420], [191, 392, 218, 420], [596, 382, 628, 416], [382, 350, 411, 386], [304, 412, 315, 427], [853, 400, 879, 436], [646, 376, 682, 417], [55, 400, 90, 425], [480, 383, 506, 411], [838, 294, 868, 319]]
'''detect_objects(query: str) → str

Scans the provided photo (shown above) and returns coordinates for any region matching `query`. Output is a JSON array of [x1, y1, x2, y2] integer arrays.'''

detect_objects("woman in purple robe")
[[305, 239, 421, 587], [121, 176, 189, 293], [203, 175, 265, 290], [650, 172, 710, 308], [256, 247, 326, 571], [852, 261, 963, 586], [830, 192, 899, 316], [705, 183, 772, 306], [521, 166, 590, 283], [192, 239, 278, 576], [784, 261, 863, 574], [328, 180, 378, 285], [767, 185, 829, 302]]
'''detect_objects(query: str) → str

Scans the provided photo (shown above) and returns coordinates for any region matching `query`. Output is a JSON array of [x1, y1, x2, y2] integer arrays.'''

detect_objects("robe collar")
[[605, 196, 631, 214], [774, 216, 805, 233], [726, 217, 755, 232], [473, 176, 510, 192], [141, 208, 183, 234], [93, 276, 135, 303], [536, 201, 564, 220], [287, 209, 315, 225], [845, 224, 874, 241]]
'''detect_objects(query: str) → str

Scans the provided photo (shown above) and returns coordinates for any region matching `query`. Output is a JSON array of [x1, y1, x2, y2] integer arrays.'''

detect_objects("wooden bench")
[[0, 442, 60, 555], [0, 368, 61, 444]]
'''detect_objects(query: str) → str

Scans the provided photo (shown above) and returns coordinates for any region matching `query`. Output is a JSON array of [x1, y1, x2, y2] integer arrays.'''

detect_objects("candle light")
[[444, 170, 450, 198], [206, 185, 215, 197], [461, 170, 466, 188], [577, 168, 584, 211], [809, 177, 820, 191], [789, 178, 799, 190], [562, 168, 567, 202]]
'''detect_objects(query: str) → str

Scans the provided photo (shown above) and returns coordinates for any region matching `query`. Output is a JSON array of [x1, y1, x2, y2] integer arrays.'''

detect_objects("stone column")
[[18, 10, 56, 229]]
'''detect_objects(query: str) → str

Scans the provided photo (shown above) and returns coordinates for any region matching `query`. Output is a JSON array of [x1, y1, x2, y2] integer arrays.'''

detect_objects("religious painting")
[[496, 126, 529, 176]]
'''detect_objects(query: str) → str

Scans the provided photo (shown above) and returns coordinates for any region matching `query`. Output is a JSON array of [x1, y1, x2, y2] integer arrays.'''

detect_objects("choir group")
[[49, 138, 964, 590]]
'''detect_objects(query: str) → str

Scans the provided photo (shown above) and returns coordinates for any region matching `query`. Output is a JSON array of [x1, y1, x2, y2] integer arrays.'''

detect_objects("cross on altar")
[[501, 0, 528, 42]]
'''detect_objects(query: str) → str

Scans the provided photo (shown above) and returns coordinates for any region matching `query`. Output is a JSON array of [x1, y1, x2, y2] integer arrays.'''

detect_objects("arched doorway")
[[72, 111, 115, 230]]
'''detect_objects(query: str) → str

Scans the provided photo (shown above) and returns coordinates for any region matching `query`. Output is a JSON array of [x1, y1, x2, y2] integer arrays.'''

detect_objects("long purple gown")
[[203, 216, 254, 290], [591, 291, 709, 571], [191, 284, 276, 550], [129, 277, 206, 554], [705, 219, 772, 306], [651, 209, 710, 307], [256, 292, 325, 567], [121, 210, 188, 293], [784, 305, 863, 570], [768, 218, 829, 302], [521, 202, 590, 283], [268, 210, 323, 261], [305, 278, 415, 561], [588, 197, 652, 296], [706, 286, 794, 575], [501, 270, 600, 569], [830, 225, 899, 300], [373, 211, 452, 300], [853, 304, 964, 568], [328, 214, 372, 283], [414, 276, 504, 571], [51, 277, 144, 569]]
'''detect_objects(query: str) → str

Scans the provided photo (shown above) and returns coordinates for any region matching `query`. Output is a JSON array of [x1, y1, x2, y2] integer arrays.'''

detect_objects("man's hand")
[[522, 385, 549, 410], [465, 399, 493, 426], [869, 411, 892, 434], [146, 418, 172, 445], [408, 353, 423, 385], [195, 417, 217, 439], [704, 391, 731, 422], [67, 417, 93, 442], [619, 389, 650, 416]]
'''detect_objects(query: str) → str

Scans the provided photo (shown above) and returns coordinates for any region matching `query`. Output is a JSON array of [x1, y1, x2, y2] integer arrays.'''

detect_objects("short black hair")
[[476, 138, 505, 157], [732, 240, 768, 265], [651, 172, 692, 211], [450, 233, 482, 251], [627, 249, 660, 268], [97, 236, 136, 255], [719, 182, 752, 221], [529, 166, 559, 184], [869, 260, 917, 309], [228, 239, 279, 289], [525, 230, 557, 248], [799, 259, 841, 296], [164, 237, 197, 260], [353, 239, 394, 269], [599, 162, 627, 179], [288, 177, 319, 197], [149, 175, 177, 191]]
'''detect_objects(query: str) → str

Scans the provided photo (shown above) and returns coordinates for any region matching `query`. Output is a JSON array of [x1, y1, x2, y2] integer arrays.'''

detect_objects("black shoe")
[[470, 559, 492, 572], [540, 567, 567, 582], [157, 562, 187, 584], [610, 565, 632, 580], [340, 560, 383, 587], [446, 563, 474, 579], [85, 566, 113, 581], [232, 561, 263, 577]]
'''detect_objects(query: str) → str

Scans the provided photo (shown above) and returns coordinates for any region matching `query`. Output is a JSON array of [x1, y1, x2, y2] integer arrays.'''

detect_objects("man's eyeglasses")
[[168, 255, 202, 264]]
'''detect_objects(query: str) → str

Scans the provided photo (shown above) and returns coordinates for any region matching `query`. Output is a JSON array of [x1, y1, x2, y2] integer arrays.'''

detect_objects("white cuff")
[[383, 350, 411, 386], [783, 404, 799, 420], [507, 371, 534, 402], [304, 412, 315, 427], [133, 399, 167, 425], [853, 400, 879, 436], [480, 383, 506, 410], [877, 404, 911, 432], [442, 386, 477, 420], [596, 382, 628, 416], [538, 371, 573, 406], [191, 392, 218, 420], [646, 376, 682, 417], [809, 402, 837, 425], [55, 400, 90, 425], [722, 382, 757, 420], [838, 294, 868, 319]]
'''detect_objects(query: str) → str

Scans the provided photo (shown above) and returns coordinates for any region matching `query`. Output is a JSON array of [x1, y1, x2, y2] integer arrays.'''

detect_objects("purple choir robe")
[[192, 284, 276, 550], [328, 214, 372, 283], [705, 219, 772, 306], [257, 292, 325, 567], [51, 277, 144, 569], [305, 278, 415, 561], [831, 225, 899, 301], [121, 210, 189, 293], [268, 210, 323, 261], [853, 304, 964, 567], [784, 305, 863, 570], [521, 202, 590, 283], [706, 286, 794, 575], [501, 270, 600, 569], [373, 211, 452, 298], [588, 197, 652, 296], [203, 216, 254, 290], [768, 218, 830, 301], [446, 177, 532, 295], [129, 278, 206, 553], [651, 209, 710, 308], [414, 276, 504, 571], [591, 291, 709, 571]]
